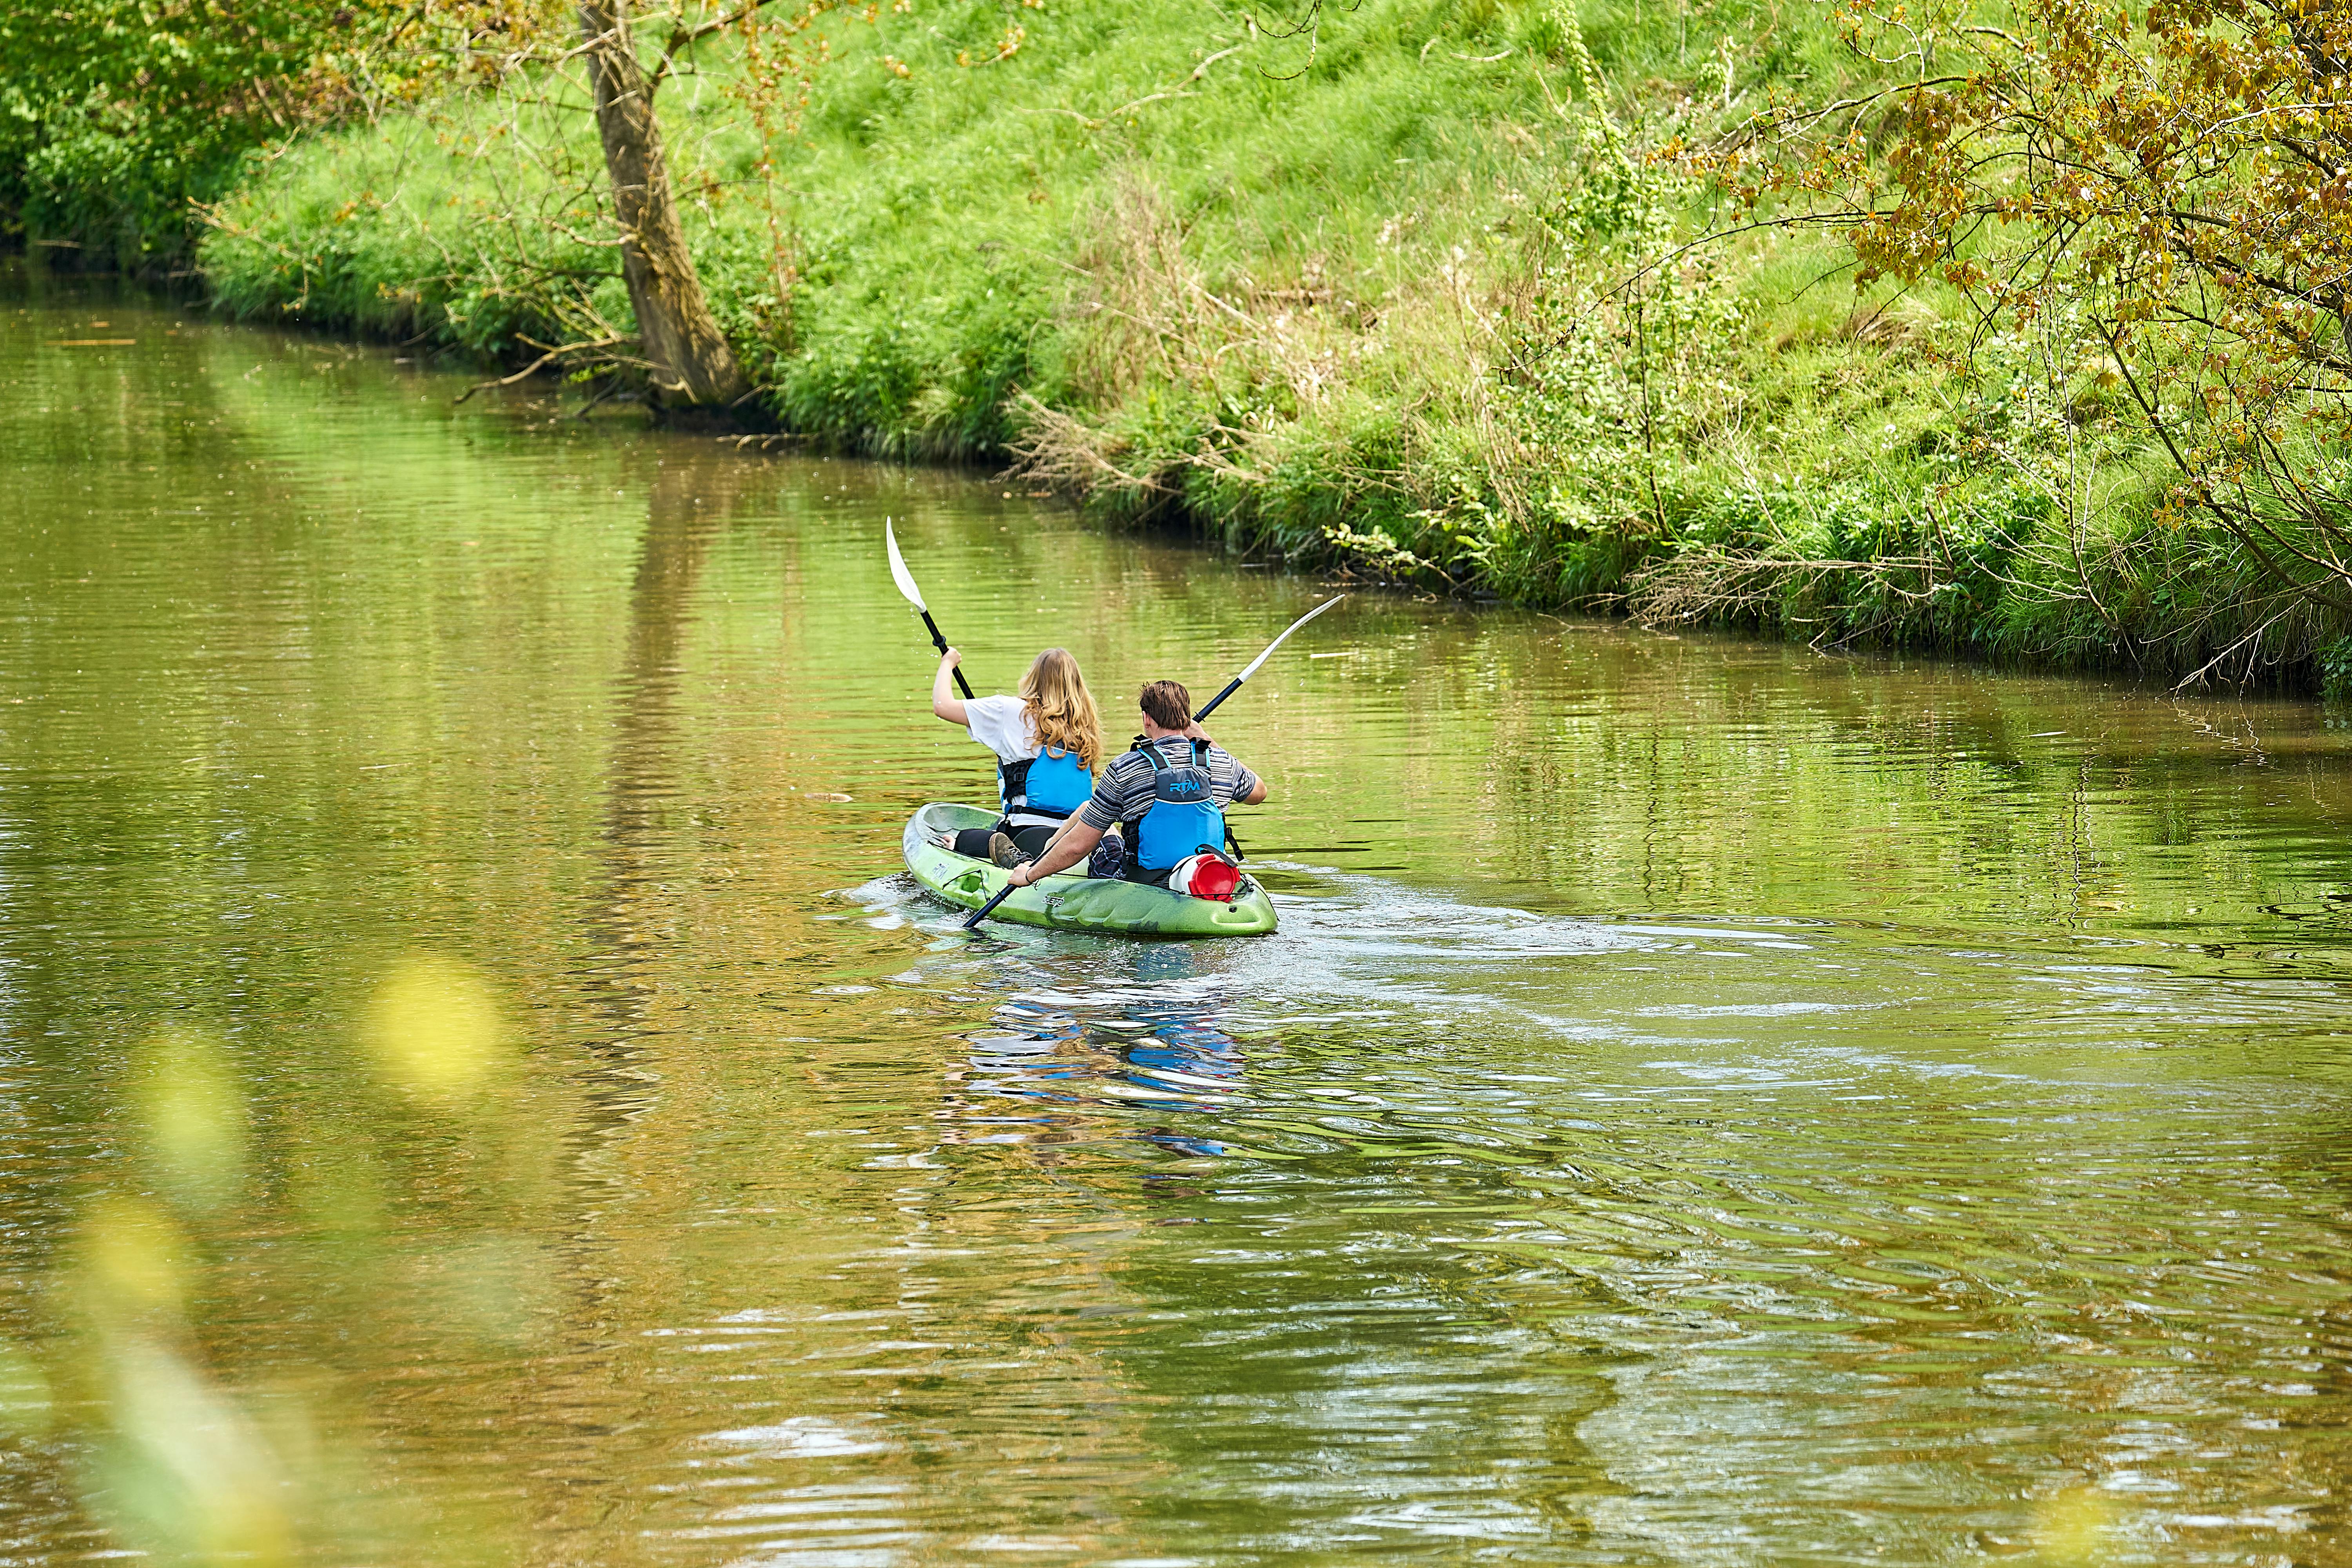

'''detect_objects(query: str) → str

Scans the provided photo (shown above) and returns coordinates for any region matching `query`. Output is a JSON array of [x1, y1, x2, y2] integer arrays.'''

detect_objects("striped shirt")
[[1076, 737, 1262, 833]]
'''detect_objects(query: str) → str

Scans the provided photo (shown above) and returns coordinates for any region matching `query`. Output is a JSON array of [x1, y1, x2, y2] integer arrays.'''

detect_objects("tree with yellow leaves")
[[1705, 0, 2352, 634]]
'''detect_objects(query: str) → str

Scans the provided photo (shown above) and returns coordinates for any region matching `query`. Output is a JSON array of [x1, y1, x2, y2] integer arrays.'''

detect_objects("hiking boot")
[[988, 832, 1027, 869]]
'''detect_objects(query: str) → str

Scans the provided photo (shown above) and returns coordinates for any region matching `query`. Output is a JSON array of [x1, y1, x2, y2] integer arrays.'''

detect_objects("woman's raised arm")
[[931, 648, 969, 726]]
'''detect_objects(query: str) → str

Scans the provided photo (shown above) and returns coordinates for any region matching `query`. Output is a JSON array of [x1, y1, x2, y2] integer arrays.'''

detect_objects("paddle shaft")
[[1175, 679, 1246, 858], [964, 882, 1016, 929], [1192, 595, 1341, 725], [918, 608, 975, 699], [1193, 676, 1244, 723]]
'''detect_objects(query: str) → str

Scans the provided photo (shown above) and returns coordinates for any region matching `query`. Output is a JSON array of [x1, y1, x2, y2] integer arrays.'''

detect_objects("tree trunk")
[[577, 0, 749, 408]]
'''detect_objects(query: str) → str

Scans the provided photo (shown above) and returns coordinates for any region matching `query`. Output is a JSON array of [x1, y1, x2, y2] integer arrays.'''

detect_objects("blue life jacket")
[[999, 746, 1093, 829], [1127, 738, 1226, 875]]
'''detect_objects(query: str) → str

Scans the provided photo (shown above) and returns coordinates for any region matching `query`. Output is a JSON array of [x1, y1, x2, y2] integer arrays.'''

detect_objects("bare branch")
[[452, 335, 631, 405]]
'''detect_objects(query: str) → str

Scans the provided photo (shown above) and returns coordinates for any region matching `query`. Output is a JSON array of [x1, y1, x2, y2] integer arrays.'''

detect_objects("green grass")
[[193, 0, 2348, 686]]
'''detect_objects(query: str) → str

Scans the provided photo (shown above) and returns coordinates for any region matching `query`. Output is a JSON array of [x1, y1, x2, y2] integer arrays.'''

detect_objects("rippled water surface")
[[7, 282, 2352, 1566]]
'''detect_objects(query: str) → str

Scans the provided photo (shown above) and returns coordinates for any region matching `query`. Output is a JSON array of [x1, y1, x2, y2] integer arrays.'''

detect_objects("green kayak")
[[902, 803, 1279, 938]]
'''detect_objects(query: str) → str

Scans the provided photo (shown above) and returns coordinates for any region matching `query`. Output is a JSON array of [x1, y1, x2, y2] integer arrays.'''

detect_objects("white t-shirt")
[[963, 695, 1040, 762]]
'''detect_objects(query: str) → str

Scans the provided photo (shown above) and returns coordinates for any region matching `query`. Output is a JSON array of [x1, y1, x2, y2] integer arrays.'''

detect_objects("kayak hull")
[[902, 804, 1278, 939]]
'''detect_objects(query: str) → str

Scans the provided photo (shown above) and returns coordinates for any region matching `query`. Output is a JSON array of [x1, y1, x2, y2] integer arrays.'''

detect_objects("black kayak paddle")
[[963, 593, 1347, 931]]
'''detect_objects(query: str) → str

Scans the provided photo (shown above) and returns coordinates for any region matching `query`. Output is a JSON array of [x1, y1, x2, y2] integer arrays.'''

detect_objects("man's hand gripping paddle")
[[964, 594, 1346, 931], [887, 519, 973, 701]]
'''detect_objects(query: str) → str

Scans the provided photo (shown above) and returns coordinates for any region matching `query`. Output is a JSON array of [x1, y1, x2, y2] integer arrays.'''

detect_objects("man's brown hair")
[[1138, 680, 1192, 730]]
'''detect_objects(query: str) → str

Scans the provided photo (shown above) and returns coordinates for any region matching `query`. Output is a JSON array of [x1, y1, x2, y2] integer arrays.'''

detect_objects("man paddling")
[[1005, 680, 1268, 891]]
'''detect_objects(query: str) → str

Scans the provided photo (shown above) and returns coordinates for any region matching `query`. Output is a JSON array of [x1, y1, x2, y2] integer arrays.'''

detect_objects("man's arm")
[[1008, 821, 1103, 886], [1187, 726, 1269, 806], [1039, 807, 1101, 854], [1010, 761, 1134, 886]]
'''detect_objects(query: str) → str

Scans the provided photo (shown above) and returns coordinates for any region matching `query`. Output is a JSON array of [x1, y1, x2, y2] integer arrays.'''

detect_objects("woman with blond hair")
[[931, 646, 1106, 866]]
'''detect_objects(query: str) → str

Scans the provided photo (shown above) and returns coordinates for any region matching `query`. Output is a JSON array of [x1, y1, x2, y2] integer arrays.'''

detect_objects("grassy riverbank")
[[186, 0, 2350, 688]]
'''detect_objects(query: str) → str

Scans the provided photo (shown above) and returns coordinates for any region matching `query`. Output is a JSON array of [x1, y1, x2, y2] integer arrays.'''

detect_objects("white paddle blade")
[[884, 519, 927, 612], [1237, 594, 1345, 681]]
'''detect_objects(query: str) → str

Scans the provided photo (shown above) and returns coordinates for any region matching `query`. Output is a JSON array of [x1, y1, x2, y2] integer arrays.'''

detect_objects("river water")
[[5, 282, 2352, 1566]]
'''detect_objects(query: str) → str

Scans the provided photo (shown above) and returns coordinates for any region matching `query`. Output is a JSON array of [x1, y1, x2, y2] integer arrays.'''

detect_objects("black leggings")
[[951, 823, 1058, 860]]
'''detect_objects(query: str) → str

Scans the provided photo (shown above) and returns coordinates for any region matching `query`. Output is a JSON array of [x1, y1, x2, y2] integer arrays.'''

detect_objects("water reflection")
[[583, 458, 728, 1081], [11, 283, 2352, 1565], [955, 966, 1250, 1160]]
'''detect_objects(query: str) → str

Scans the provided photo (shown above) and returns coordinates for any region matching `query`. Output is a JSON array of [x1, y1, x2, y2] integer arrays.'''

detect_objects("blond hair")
[[1020, 648, 1103, 772]]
